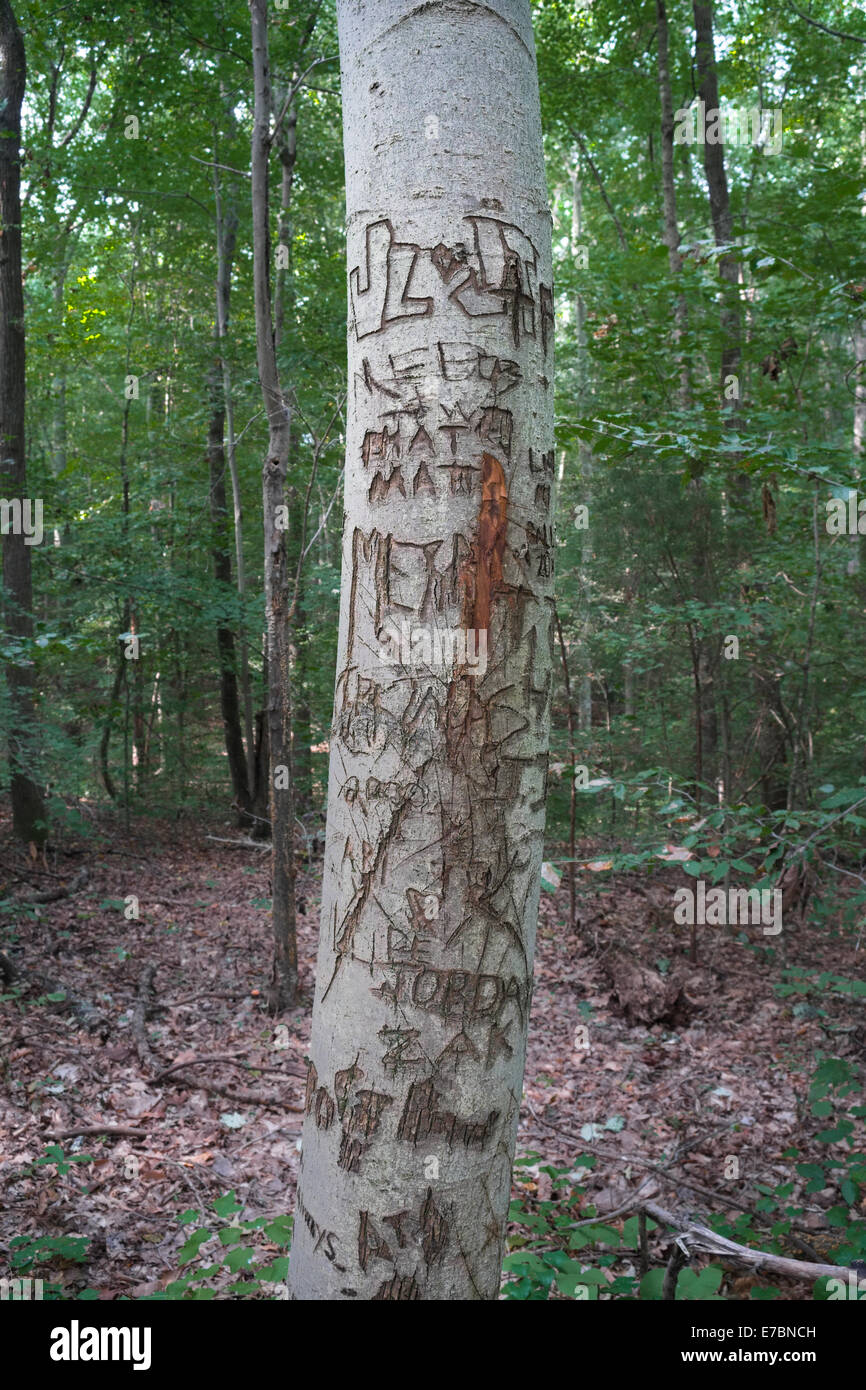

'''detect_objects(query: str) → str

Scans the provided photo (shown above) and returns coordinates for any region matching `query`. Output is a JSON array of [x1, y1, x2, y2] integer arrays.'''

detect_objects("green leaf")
[[212, 1192, 242, 1218], [577, 1222, 621, 1246], [264, 1216, 293, 1246], [639, 1268, 665, 1300], [826, 1205, 850, 1227], [177, 1228, 212, 1264], [223, 1246, 257, 1273], [677, 1265, 724, 1299]]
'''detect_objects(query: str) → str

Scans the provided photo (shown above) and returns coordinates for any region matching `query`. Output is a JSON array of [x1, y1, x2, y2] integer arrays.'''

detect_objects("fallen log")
[[643, 1200, 846, 1284]]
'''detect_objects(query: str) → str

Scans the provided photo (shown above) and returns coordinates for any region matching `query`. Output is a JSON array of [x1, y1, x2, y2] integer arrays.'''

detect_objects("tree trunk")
[[251, 0, 298, 1012], [51, 241, 70, 478], [288, 0, 555, 1301], [272, 84, 313, 819], [570, 164, 593, 735], [213, 144, 257, 801], [692, 1, 740, 793], [852, 326, 866, 578], [693, 0, 741, 396], [854, 327, 866, 779], [207, 364, 252, 818], [208, 185, 252, 821], [287, 487, 314, 814], [0, 1, 46, 845], [555, 608, 578, 935], [656, 0, 689, 405]]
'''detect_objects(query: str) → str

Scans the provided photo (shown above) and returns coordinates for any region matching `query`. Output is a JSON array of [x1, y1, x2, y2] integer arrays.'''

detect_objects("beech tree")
[[288, 0, 554, 1300]]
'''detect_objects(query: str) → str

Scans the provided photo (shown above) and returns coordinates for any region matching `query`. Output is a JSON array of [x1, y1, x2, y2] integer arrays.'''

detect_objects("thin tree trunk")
[[171, 629, 188, 803], [852, 326, 866, 578], [287, 487, 314, 814], [656, 0, 689, 405], [98, 634, 126, 800], [212, 143, 257, 795], [853, 325, 866, 779], [692, 1, 741, 792], [570, 165, 593, 734], [787, 489, 822, 809], [208, 180, 252, 821], [0, 1, 46, 845], [289, 0, 555, 1301], [251, 0, 298, 1012], [556, 608, 578, 935], [272, 54, 317, 820], [130, 608, 146, 787], [207, 364, 252, 817], [51, 247, 69, 476], [693, 0, 741, 398]]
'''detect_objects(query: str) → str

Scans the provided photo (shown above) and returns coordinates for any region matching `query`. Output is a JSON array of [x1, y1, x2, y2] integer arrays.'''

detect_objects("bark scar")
[[461, 451, 507, 634]]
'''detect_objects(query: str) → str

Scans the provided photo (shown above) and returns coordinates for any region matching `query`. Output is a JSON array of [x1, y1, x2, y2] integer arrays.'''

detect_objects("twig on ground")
[[43, 1125, 149, 1140], [153, 1054, 305, 1083], [0, 866, 89, 907], [159, 990, 251, 1008], [132, 964, 158, 1072], [204, 836, 270, 851], [159, 1070, 303, 1111]]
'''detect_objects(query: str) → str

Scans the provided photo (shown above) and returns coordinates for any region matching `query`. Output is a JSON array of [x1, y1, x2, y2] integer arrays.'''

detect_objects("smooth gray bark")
[[289, 0, 554, 1301]]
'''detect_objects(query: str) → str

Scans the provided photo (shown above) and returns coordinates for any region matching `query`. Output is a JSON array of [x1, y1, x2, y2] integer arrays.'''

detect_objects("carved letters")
[[306, 208, 554, 1297], [350, 216, 552, 355]]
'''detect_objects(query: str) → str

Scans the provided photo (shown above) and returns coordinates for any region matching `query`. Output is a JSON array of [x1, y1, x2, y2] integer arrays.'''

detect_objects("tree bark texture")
[[0, 0, 46, 844], [289, 0, 555, 1301]]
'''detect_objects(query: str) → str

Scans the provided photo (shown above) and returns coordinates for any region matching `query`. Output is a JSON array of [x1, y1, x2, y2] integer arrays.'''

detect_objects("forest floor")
[[1, 807, 863, 1299]]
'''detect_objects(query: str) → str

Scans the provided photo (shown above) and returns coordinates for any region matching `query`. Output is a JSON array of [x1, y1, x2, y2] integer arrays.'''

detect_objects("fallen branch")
[[154, 1054, 305, 1083], [233, 1120, 303, 1150], [157, 989, 252, 1011], [43, 1125, 149, 1140], [525, 1102, 831, 1245], [565, 1176, 659, 1230], [132, 964, 158, 1072], [0, 866, 89, 907], [0, 948, 108, 1035], [137, 898, 260, 910], [160, 989, 251, 1008], [161, 1070, 303, 1111], [643, 1200, 846, 1284], [204, 836, 269, 851]]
